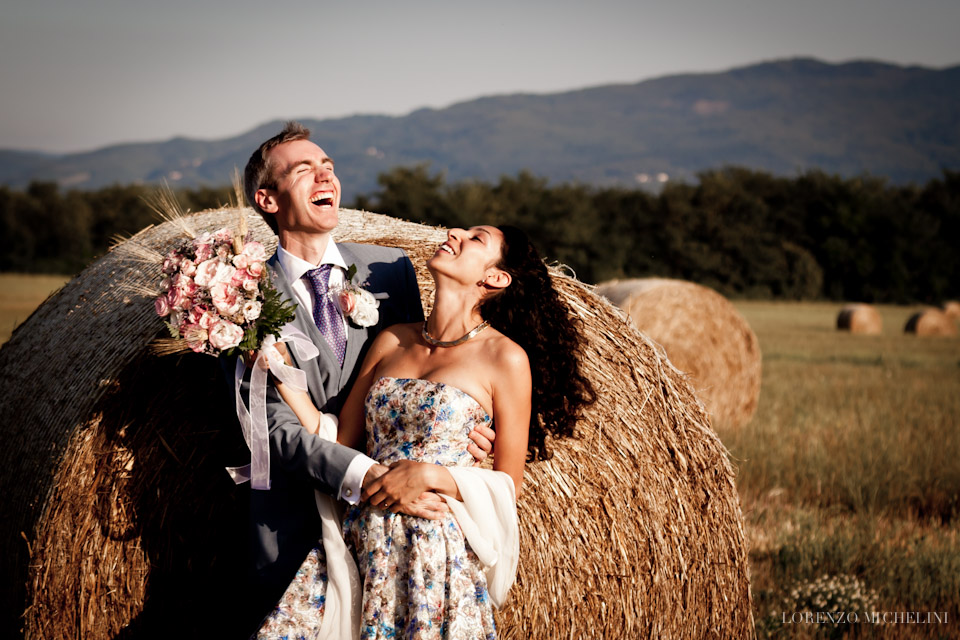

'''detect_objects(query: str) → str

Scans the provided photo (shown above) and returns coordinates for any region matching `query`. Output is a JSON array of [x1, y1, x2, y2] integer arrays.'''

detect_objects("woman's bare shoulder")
[[484, 329, 530, 373], [379, 321, 422, 345]]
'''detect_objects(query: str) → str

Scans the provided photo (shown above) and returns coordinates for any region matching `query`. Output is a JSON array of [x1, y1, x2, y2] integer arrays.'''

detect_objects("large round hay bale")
[[836, 303, 883, 334], [904, 308, 958, 337], [0, 209, 752, 639], [595, 278, 761, 430], [942, 301, 960, 321]]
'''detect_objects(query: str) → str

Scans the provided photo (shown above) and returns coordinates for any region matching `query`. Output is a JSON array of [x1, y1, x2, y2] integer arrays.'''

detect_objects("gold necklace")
[[421, 320, 490, 347]]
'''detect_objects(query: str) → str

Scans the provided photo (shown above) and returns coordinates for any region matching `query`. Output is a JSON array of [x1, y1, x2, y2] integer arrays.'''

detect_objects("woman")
[[258, 225, 594, 639]]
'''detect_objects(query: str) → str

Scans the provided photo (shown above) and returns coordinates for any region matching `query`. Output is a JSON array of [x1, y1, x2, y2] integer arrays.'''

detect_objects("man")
[[237, 122, 493, 622]]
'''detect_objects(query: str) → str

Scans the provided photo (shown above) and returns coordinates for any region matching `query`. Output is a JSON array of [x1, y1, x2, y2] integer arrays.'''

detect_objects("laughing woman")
[[258, 225, 595, 639]]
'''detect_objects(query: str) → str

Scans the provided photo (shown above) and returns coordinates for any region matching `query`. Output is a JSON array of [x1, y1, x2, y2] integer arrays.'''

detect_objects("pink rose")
[[167, 288, 191, 311], [247, 261, 264, 277], [194, 258, 220, 287], [339, 291, 357, 315], [213, 228, 233, 244], [199, 310, 219, 330], [175, 274, 197, 297], [186, 305, 205, 325], [242, 277, 259, 293], [161, 254, 180, 275], [179, 258, 197, 277], [231, 268, 249, 288], [155, 295, 171, 317], [194, 243, 213, 262], [211, 283, 241, 316], [232, 253, 250, 270], [208, 320, 245, 351]]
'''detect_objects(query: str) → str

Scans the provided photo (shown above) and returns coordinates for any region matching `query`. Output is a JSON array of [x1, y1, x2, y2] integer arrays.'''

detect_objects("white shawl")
[[442, 467, 520, 607]]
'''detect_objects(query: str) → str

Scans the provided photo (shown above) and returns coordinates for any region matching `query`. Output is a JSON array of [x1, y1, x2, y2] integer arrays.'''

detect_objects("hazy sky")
[[2, 0, 958, 153]]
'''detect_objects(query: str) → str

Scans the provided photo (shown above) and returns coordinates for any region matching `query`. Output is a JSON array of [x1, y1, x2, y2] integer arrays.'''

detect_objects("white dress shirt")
[[275, 240, 376, 504]]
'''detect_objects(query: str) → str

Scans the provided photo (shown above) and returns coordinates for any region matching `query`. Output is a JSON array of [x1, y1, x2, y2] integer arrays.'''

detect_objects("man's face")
[[257, 139, 342, 235]]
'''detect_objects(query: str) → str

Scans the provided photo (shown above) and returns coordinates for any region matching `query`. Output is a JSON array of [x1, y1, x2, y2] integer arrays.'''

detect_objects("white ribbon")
[[226, 324, 320, 490]]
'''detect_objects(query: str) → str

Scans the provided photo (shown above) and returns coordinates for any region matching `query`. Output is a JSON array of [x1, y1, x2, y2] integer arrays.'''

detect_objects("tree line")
[[2, 167, 958, 303]]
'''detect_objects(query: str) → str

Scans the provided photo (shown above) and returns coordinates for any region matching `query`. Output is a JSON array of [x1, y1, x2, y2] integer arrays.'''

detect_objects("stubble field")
[[0, 274, 70, 344], [727, 301, 960, 639], [1, 275, 957, 638]]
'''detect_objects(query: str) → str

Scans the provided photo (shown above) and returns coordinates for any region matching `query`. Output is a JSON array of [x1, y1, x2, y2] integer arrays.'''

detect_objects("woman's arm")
[[486, 342, 532, 495], [274, 379, 323, 434], [336, 326, 403, 450]]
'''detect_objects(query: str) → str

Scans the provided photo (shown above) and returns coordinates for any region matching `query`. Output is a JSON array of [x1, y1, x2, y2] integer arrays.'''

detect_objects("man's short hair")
[[243, 121, 311, 233]]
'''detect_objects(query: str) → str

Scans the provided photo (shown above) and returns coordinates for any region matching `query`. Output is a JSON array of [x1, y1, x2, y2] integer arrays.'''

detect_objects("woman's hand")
[[363, 460, 441, 514]]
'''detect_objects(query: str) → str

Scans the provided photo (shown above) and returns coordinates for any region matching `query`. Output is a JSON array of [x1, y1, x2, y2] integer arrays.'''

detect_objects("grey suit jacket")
[[242, 242, 423, 598]]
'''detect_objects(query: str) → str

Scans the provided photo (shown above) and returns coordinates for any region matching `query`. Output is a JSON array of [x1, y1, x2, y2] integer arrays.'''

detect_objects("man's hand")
[[467, 422, 496, 466]]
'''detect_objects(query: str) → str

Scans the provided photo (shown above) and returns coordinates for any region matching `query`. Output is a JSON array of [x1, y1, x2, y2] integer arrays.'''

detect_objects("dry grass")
[[0, 274, 70, 345], [725, 301, 960, 639]]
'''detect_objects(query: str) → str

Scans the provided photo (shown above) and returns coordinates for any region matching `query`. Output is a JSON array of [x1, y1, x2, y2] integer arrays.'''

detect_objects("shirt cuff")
[[340, 453, 377, 504]]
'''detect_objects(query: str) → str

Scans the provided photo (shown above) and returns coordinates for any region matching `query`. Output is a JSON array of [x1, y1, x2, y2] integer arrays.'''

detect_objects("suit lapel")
[[337, 244, 370, 383]]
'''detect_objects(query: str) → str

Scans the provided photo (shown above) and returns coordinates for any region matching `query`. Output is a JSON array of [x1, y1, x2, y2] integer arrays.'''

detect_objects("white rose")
[[350, 288, 379, 327], [242, 241, 267, 263], [208, 320, 245, 351], [212, 262, 237, 286], [242, 300, 262, 322]]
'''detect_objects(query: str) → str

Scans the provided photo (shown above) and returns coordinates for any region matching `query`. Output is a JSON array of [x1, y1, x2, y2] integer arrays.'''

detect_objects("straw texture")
[[904, 308, 958, 337], [836, 304, 883, 335], [0, 208, 752, 639], [942, 301, 960, 321], [596, 278, 762, 431]]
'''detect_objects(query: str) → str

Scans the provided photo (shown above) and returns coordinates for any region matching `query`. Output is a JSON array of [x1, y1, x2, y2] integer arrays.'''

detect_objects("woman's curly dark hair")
[[478, 225, 596, 460]]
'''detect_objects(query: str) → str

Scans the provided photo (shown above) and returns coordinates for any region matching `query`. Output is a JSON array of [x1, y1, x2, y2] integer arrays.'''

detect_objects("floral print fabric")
[[254, 545, 328, 639], [345, 377, 496, 639], [256, 377, 496, 640]]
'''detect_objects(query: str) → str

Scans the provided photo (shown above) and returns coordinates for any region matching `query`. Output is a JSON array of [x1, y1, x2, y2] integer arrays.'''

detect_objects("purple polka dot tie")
[[305, 265, 346, 366]]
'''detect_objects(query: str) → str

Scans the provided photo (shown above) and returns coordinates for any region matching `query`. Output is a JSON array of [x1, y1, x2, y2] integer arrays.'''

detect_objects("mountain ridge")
[[2, 57, 957, 198]]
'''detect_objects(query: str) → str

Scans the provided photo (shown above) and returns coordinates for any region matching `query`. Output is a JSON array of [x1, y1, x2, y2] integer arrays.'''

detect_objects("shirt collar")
[[277, 240, 348, 283]]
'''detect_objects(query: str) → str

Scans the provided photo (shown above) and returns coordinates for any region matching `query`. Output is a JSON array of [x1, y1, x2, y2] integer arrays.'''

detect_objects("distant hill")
[[2, 58, 958, 199]]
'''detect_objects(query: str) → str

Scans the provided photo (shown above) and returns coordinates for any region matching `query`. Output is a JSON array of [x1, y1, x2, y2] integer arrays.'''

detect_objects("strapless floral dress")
[[256, 376, 497, 640]]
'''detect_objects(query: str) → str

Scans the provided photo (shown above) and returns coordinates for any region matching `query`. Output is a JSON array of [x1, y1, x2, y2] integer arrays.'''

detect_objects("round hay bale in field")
[[595, 278, 761, 430], [904, 308, 958, 337], [942, 301, 960, 321], [0, 208, 752, 639], [836, 303, 883, 335]]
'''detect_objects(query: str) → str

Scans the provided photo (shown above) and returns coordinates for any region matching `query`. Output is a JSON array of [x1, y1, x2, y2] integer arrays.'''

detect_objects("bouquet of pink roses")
[[154, 227, 295, 356]]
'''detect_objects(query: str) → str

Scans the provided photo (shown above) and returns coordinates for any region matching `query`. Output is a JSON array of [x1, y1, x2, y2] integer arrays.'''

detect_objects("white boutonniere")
[[333, 264, 379, 327]]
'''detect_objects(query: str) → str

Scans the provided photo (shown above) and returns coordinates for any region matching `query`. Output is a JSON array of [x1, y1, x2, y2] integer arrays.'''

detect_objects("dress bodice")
[[364, 376, 492, 467]]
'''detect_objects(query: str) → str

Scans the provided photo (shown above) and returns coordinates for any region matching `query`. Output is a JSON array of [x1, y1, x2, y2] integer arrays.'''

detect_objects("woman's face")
[[428, 225, 505, 284]]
